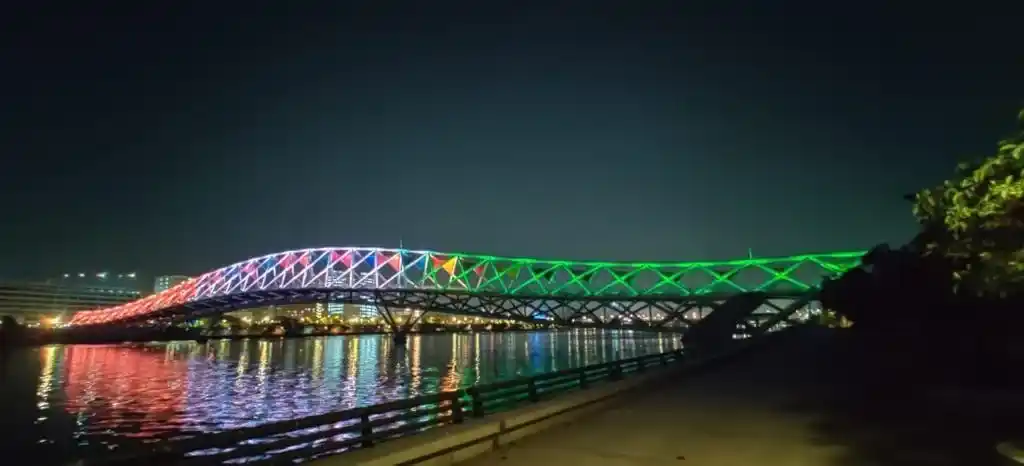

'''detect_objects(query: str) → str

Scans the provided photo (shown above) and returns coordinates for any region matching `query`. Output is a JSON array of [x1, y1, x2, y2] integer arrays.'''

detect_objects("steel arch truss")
[[69, 246, 862, 326], [115, 288, 824, 332]]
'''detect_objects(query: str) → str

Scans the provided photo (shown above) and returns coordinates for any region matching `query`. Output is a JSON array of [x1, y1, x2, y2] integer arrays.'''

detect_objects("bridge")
[[68, 247, 865, 331]]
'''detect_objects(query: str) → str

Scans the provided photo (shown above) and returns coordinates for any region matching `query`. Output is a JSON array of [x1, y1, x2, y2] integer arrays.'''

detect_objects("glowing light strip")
[[67, 247, 865, 326]]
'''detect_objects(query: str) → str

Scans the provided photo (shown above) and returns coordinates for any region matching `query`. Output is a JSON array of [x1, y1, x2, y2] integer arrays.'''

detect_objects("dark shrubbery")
[[821, 110, 1024, 389]]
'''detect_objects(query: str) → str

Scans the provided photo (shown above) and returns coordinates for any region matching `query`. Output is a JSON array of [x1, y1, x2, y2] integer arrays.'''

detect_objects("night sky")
[[2, 2, 1022, 280]]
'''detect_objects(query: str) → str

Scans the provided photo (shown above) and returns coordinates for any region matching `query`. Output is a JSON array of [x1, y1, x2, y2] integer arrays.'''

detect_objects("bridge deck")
[[460, 328, 1019, 466]]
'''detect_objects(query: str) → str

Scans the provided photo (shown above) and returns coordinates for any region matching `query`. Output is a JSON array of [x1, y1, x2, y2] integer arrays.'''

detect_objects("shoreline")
[[2, 325, 680, 347]]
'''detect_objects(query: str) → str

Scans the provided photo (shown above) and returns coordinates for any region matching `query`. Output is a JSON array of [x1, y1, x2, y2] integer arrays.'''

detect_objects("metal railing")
[[84, 348, 687, 466]]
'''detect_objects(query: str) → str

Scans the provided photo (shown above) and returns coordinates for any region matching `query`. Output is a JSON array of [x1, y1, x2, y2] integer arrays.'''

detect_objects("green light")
[[415, 250, 866, 296]]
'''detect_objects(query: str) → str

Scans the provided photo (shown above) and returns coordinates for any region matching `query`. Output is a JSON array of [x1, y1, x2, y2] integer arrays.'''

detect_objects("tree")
[[820, 243, 954, 328], [911, 108, 1024, 297]]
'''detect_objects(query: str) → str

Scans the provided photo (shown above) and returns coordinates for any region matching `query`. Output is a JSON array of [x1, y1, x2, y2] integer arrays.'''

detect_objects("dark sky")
[[1, 1, 1022, 279]]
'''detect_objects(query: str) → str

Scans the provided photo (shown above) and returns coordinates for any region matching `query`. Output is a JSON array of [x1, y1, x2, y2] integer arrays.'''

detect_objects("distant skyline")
[[2, 2, 1022, 279]]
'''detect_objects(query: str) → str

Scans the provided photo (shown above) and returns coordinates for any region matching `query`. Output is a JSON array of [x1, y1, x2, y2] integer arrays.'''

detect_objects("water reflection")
[[37, 346, 58, 412], [64, 344, 190, 438], [14, 330, 679, 462]]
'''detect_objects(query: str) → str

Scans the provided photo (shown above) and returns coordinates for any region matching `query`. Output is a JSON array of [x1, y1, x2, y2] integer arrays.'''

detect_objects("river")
[[0, 329, 680, 464]]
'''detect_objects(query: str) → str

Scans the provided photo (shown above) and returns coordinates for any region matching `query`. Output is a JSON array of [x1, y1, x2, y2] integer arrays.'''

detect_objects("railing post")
[[527, 378, 539, 402], [579, 370, 588, 389], [360, 412, 373, 448], [609, 362, 623, 381], [451, 395, 464, 424], [468, 386, 484, 417]]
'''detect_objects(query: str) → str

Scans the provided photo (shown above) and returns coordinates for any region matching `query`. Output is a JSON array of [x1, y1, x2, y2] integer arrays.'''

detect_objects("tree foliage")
[[821, 243, 954, 327], [911, 108, 1024, 296]]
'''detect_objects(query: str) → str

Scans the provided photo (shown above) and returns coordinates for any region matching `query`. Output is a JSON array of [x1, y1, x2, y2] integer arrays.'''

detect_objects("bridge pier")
[[683, 292, 767, 354], [373, 291, 430, 347]]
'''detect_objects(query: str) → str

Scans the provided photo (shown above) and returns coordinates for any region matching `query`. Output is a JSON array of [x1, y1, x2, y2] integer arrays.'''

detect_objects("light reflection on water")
[[2, 329, 679, 463]]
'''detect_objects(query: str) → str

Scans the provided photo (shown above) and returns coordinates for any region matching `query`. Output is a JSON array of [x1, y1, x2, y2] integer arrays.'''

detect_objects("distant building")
[[327, 301, 345, 316], [0, 278, 143, 324], [153, 275, 190, 293], [359, 304, 378, 319], [57, 271, 142, 293], [258, 303, 329, 322]]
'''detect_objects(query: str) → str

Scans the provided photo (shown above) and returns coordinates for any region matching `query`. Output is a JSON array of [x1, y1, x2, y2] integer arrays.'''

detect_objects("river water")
[[0, 329, 680, 463]]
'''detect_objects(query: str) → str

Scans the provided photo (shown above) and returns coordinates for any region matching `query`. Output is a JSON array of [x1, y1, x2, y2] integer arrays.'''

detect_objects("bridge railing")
[[86, 348, 687, 466]]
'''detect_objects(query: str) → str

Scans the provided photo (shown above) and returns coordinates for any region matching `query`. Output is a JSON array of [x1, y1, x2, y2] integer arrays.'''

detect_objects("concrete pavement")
[[460, 329, 1020, 466], [460, 331, 843, 465]]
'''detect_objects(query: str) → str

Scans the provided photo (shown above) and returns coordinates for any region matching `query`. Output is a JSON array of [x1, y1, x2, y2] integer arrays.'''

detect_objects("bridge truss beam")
[[70, 247, 859, 326], [113, 288, 821, 331]]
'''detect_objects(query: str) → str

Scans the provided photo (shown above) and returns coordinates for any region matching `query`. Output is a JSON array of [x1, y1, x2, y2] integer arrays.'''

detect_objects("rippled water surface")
[[0, 330, 680, 463]]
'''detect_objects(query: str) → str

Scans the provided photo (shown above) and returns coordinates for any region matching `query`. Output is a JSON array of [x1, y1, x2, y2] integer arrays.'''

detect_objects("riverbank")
[[464, 326, 1024, 465], [0, 330, 682, 466]]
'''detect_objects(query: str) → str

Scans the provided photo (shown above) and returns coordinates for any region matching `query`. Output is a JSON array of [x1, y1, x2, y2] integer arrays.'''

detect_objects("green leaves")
[[911, 108, 1024, 297]]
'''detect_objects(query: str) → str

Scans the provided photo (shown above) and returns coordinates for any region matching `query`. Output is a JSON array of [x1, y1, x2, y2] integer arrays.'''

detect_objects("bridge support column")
[[683, 292, 767, 354], [374, 292, 430, 347]]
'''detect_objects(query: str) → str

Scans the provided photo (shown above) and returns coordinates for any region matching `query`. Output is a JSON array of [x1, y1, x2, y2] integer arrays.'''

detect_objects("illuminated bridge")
[[68, 247, 865, 330]]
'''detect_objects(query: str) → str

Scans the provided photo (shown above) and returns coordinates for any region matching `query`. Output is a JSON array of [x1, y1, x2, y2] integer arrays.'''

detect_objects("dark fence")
[[85, 348, 687, 466]]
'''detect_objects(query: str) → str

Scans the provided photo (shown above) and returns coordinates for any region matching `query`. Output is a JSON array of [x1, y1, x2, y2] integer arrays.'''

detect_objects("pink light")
[[66, 247, 354, 326]]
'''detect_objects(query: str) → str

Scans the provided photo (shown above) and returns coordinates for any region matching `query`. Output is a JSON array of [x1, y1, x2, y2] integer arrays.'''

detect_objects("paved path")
[[461, 329, 1021, 466]]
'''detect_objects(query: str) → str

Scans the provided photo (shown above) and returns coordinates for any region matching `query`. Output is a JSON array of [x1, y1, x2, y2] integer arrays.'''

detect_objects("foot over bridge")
[[68, 247, 864, 330]]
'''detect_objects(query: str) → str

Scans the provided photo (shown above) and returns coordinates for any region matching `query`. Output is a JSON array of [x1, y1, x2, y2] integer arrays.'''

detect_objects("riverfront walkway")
[[462, 329, 1023, 466]]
